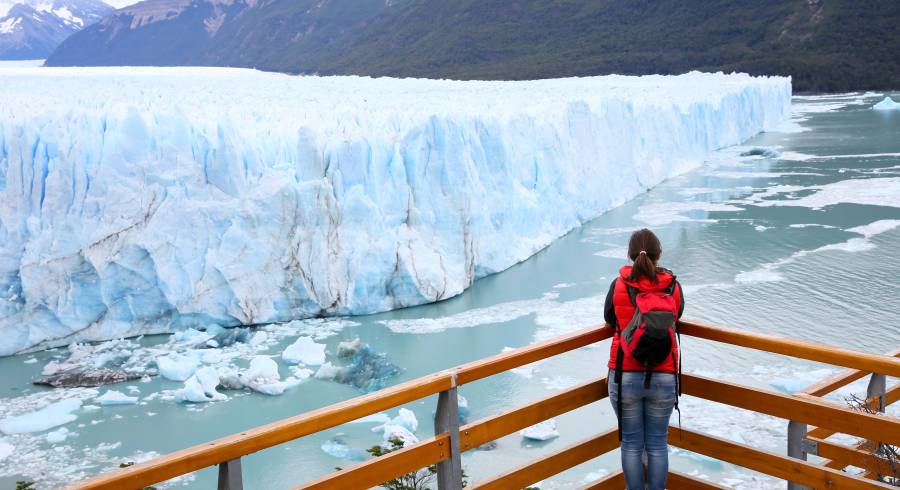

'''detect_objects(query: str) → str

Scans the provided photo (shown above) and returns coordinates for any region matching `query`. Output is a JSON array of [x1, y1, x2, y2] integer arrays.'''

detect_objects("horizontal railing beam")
[[807, 382, 900, 440], [580, 469, 625, 489], [455, 325, 612, 385], [64, 372, 454, 490], [460, 376, 607, 450], [472, 429, 619, 490], [679, 321, 900, 378], [800, 349, 900, 397], [294, 434, 450, 490], [681, 374, 900, 445], [667, 470, 730, 489], [670, 426, 895, 489], [807, 436, 887, 473]]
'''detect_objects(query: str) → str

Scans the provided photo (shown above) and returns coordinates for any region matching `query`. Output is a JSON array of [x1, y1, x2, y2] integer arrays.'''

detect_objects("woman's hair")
[[627, 228, 662, 283]]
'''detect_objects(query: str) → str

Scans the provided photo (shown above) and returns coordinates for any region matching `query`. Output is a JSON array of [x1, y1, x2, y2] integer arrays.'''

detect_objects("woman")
[[603, 228, 684, 490]]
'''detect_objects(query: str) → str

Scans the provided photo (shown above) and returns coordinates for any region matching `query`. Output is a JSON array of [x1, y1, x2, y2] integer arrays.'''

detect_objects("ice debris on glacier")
[[0, 67, 791, 355], [873, 96, 900, 110], [0, 399, 81, 434]]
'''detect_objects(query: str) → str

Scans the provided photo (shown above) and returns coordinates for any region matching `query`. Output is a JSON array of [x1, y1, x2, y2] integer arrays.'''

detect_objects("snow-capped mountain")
[[0, 0, 112, 60]]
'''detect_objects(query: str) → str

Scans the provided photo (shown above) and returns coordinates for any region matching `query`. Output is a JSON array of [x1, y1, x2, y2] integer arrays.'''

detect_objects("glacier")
[[0, 67, 791, 355]]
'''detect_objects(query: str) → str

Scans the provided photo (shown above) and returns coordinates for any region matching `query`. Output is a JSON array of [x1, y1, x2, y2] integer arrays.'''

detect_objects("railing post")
[[786, 421, 812, 490], [434, 372, 463, 490], [217, 458, 243, 490], [867, 373, 886, 412]]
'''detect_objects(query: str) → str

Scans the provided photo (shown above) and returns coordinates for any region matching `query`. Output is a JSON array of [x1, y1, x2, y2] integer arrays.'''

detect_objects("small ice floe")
[[96, 390, 139, 406], [320, 438, 367, 461], [46, 427, 70, 443], [237, 356, 302, 396], [769, 368, 834, 393], [282, 336, 326, 366], [0, 438, 12, 461], [348, 413, 391, 425], [179, 367, 227, 403], [372, 408, 418, 433], [754, 225, 769, 231], [156, 353, 200, 381], [24, 358, 37, 364], [519, 419, 559, 441], [582, 469, 609, 483], [873, 97, 900, 111], [0, 399, 82, 434], [371, 408, 419, 447]]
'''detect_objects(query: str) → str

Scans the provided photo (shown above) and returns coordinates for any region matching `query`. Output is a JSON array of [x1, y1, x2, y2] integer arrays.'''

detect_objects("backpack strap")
[[614, 344, 625, 441], [662, 275, 677, 295], [625, 284, 640, 307]]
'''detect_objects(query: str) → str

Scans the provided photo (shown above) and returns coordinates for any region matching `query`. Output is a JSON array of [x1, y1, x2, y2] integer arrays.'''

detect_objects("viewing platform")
[[64, 321, 900, 489]]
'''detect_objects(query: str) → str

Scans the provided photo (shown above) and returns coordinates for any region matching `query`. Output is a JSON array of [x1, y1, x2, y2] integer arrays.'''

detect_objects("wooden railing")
[[63, 320, 900, 490]]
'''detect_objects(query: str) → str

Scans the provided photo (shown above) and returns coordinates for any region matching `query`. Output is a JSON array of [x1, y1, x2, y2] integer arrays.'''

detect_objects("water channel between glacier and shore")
[[1, 90, 900, 489]]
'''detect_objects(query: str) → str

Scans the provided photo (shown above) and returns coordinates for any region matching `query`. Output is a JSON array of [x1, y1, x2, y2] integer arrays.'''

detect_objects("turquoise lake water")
[[1, 91, 899, 489]]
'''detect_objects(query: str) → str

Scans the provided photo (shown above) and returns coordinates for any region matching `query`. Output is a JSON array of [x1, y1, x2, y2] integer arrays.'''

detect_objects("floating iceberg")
[[179, 366, 227, 402], [0, 67, 791, 355], [0, 398, 82, 434], [314, 343, 399, 392], [282, 336, 326, 366], [156, 353, 200, 382], [520, 419, 560, 441], [46, 427, 70, 443], [873, 97, 900, 110], [96, 390, 138, 406], [237, 355, 301, 396]]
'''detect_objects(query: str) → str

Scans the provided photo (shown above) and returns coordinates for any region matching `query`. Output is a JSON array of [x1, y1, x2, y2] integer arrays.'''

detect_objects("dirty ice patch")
[[735, 219, 900, 283], [0, 399, 82, 434], [634, 201, 742, 226]]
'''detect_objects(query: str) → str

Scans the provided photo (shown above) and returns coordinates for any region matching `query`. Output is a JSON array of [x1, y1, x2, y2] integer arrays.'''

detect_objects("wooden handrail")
[[681, 374, 900, 445], [800, 348, 900, 397], [667, 471, 730, 489], [807, 381, 900, 440], [65, 320, 900, 490], [298, 434, 450, 490], [471, 429, 619, 490], [679, 321, 900, 377], [581, 469, 625, 489], [298, 376, 609, 489], [670, 426, 896, 489], [65, 372, 454, 490], [455, 325, 612, 384]]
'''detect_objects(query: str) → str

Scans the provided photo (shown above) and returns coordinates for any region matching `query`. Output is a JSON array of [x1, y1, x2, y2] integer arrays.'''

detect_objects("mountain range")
[[35, 0, 900, 92], [0, 0, 112, 59]]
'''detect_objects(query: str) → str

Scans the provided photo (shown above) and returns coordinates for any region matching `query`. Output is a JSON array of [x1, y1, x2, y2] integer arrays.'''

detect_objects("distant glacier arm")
[[0, 68, 791, 355]]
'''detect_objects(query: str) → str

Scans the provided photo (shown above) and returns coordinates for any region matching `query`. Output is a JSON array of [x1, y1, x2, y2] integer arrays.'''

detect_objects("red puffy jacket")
[[605, 265, 684, 372]]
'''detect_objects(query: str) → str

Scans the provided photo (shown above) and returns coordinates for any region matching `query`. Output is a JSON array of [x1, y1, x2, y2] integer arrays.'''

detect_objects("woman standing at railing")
[[604, 228, 684, 490]]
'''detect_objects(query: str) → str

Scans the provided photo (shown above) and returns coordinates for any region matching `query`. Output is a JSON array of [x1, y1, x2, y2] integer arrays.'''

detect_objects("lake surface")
[[1, 91, 898, 489]]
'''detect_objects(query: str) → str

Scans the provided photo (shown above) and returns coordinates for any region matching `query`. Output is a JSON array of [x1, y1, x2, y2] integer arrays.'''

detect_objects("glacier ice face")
[[0, 67, 791, 355]]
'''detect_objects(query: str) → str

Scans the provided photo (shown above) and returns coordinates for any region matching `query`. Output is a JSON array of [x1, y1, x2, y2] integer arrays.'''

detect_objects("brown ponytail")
[[627, 228, 662, 283]]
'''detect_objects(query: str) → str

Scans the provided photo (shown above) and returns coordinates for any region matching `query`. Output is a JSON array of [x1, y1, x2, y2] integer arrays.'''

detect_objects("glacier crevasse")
[[0, 67, 791, 355]]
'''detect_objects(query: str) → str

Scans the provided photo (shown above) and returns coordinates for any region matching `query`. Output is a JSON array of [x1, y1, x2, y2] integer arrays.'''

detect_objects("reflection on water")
[[1, 92, 899, 489]]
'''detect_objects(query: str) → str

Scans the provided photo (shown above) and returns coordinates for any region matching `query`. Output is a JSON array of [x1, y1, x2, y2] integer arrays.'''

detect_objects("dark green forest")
[[47, 0, 900, 92]]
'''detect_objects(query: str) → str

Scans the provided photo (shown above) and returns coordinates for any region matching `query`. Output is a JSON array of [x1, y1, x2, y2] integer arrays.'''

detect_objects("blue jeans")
[[608, 370, 676, 490]]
